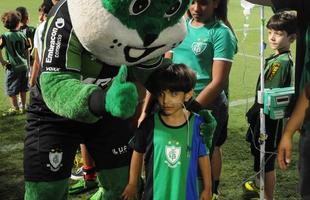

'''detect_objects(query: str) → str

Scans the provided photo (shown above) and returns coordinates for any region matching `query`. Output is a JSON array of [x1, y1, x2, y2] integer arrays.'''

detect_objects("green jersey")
[[172, 18, 237, 94], [133, 113, 209, 200], [0, 30, 29, 72], [256, 51, 294, 90]]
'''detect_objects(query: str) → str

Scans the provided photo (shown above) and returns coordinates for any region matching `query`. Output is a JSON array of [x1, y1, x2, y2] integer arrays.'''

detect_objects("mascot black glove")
[[105, 65, 138, 119]]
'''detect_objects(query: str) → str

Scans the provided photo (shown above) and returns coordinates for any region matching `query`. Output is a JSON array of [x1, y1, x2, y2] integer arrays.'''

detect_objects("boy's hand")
[[105, 65, 138, 119], [199, 109, 217, 149], [121, 183, 137, 200], [200, 189, 212, 200], [277, 133, 293, 170]]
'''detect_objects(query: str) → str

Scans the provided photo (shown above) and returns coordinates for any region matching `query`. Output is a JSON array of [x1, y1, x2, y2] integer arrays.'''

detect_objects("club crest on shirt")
[[192, 39, 208, 55], [46, 148, 63, 172], [164, 141, 181, 168], [267, 63, 281, 80]]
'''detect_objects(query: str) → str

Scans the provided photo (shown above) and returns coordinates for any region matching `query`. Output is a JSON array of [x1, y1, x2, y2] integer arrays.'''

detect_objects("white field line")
[[237, 53, 260, 60], [229, 97, 255, 107], [0, 142, 23, 152], [234, 27, 261, 32]]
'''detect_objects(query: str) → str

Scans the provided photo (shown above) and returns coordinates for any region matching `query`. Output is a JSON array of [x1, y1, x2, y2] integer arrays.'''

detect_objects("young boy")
[[16, 6, 35, 65], [122, 64, 212, 200], [244, 11, 297, 200], [0, 11, 30, 116]]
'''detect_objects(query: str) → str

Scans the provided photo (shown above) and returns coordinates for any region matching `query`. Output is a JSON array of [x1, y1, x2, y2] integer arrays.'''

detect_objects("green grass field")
[[0, 0, 301, 199]]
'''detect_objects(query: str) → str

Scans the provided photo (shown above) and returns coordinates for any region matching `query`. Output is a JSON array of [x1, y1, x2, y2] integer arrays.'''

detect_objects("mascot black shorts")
[[24, 112, 134, 182]]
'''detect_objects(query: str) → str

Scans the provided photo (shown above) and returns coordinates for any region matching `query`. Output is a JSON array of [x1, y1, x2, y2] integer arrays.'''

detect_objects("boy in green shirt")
[[244, 11, 297, 200], [0, 11, 30, 116]]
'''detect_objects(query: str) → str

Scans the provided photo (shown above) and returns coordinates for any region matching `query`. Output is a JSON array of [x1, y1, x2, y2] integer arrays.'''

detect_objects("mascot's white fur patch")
[[67, 0, 186, 66]]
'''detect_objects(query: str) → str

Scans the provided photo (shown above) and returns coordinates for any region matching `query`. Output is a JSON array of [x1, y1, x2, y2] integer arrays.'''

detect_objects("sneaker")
[[88, 187, 104, 200], [71, 167, 84, 180], [243, 180, 259, 194], [212, 193, 219, 200], [2, 108, 19, 117], [69, 179, 98, 195], [19, 108, 26, 114]]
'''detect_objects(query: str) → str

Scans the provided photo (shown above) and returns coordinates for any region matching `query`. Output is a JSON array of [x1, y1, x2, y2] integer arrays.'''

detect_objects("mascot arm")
[[40, 71, 100, 123]]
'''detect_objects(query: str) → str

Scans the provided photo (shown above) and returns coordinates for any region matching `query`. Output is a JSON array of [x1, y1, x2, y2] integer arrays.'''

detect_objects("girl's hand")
[[121, 183, 137, 200]]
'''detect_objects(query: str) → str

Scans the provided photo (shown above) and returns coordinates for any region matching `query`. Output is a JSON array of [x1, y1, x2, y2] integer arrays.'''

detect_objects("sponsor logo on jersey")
[[192, 39, 208, 55], [164, 141, 181, 168], [46, 148, 63, 172], [267, 63, 281, 80], [112, 145, 128, 155], [83, 78, 112, 88], [45, 18, 65, 63]]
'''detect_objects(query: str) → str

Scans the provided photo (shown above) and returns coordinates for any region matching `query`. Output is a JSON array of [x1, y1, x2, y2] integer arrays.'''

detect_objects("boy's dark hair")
[[39, 1, 53, 15], [16, 7, 28, 23], [266, 11, 297, 35], [147, 64, 197, 96], [1, 11, 21, 30]]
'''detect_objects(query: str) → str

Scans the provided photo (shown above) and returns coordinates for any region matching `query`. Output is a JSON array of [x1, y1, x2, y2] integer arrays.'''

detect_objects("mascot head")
[[67, 0, 190, 66]]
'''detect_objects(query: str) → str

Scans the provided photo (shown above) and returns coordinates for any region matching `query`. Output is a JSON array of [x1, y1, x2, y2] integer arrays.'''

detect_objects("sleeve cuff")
[[88, 89, 107, 116]]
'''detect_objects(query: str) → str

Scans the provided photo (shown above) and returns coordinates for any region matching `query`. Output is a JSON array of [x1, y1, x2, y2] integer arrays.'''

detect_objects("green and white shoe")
[[69, 179, 98, 195], [2, 108, 19, 117], [88, 187, 104, 200]]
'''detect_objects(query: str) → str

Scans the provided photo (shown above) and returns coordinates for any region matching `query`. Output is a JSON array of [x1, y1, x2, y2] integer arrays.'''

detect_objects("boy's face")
[[157, 90, 192, 116], [268, 29, 295, 53]]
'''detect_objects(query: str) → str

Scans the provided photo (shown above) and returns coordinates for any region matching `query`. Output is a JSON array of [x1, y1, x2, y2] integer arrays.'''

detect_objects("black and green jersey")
[[28, 0, 166, 124], [132, 113, 208, 200], [0, 30, 29, 72], [256, 51, 293, 91]]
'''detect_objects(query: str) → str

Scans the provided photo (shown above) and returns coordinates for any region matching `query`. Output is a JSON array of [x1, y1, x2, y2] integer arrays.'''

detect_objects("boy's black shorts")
[[24, 112, 134, 182], [246, 115, 283, 172]]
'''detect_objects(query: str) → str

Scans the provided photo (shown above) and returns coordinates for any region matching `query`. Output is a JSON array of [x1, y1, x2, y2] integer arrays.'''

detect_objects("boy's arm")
[[122, 150, 144, 199], [278, 89, 308, 170], [0, 38, 9, 67], [198, 156, 212, 200]]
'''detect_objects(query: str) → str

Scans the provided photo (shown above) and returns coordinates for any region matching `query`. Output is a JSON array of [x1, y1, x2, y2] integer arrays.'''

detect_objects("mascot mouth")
[[124, 45, 165, 63]]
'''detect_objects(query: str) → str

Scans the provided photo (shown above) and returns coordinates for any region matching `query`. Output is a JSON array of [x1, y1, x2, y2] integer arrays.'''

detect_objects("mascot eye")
[[164, 0, 182, 18], [129, 0, 151, 15]]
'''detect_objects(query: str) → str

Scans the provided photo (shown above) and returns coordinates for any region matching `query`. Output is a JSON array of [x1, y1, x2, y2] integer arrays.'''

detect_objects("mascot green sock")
[[25, 179, 68, 200]]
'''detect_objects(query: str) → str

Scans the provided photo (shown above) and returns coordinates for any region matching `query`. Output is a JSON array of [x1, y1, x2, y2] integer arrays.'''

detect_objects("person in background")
[[246, 0, 310, 199], [0, 11, 30, 116], [16, 6, 35, 66], [244, 11, 297, 200]]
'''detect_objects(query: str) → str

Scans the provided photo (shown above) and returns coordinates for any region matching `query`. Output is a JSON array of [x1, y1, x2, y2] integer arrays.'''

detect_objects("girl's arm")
[[277, 89, 308, 169], [122, 151, 144, 200], [196, 60, 231, 107], [198, 156, 212, 200]]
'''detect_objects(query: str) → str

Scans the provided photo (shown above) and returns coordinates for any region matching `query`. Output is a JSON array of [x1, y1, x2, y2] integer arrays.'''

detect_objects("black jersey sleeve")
[[132, 115, 154, 153]]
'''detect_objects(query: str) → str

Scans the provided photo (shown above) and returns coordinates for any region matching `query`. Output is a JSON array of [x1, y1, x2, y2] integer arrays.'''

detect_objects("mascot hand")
[[199, 109, 217, 149], [105, 65, 138, 119]]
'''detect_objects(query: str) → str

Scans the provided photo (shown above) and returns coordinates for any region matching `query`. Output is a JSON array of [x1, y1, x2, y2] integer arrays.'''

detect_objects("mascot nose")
[[143, 34, 158, 47]]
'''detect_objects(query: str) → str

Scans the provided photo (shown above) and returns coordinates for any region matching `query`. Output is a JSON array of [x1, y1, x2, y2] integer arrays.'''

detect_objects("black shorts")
[[24, 112, 134, 182], [5, 69, 28, 96], [207, 93, 228, 152], [246, 115, 283, 172], [299, 130, 310, 197]]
